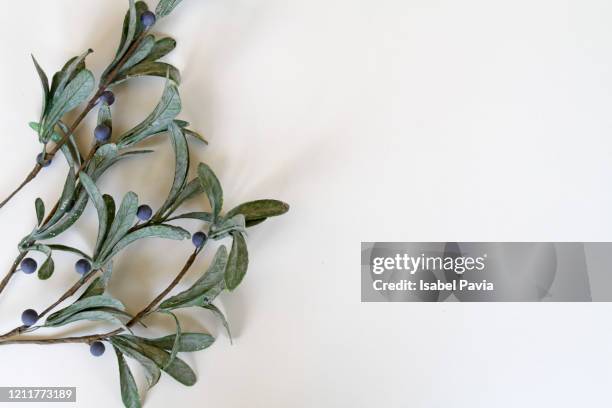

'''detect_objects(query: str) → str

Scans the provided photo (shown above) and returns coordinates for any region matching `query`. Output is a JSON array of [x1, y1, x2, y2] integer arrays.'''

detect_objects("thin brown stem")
[[0, 252, 28, 297]]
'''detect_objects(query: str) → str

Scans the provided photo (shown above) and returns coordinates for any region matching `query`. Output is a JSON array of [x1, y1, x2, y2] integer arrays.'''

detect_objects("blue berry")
[[36, 153, 52, 167], [21, 309, 38, 327], [20, 258, 38, 274], [141, 11, 156, 28], [94, 124, 111, 143], [75, 259, 92, 276], [137, 205, 153, 221], [90, 341, 106, 357], [99, 91, 115, 106], [192, 232, 207, 248]]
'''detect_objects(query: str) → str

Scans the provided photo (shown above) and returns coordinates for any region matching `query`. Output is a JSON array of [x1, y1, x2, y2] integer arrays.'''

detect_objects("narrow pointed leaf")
[[156, 0, 184, 17], [120, 34, 156, 72], [47, 244, 91, 260], [159, 311, 181, 370], [31, 55, 49, 116], [225, 200, 290, 226], [98, 192, 138, 261], [35, 198, 45, 226], [143, 333, 214, 352], [114, 348, 141, 408], [111, 338, 161, 390], [46, 295, 124, 325], [79, 173, 109, 256], [142, 37, 176, 63], [197, 163, 223, 221], [225, 232, 249, 291], [112, 61, 181, 86], [166, 212, 213, 223], [202, 304, 232, 344], [156, 122, 188, 218]]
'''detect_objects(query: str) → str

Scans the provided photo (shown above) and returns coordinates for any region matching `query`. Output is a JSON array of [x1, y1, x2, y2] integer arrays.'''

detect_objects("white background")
[[1, 0, 612, 407]]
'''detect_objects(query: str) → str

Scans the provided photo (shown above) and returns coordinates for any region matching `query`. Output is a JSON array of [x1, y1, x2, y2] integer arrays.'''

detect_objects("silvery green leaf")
[[155, 122, 188, 219], [35, 198, 45, 226], [225, 200, 290, 227], [114, 335, 196, 386], [111, 61, 181, 86], [46, 308, 131, 331], [50, 49, 92, 105], [89, 143, 119, 173], [57, 121, 82, 168], [225, 232, 249, 291], [33, 191, 88, 240], [156, 0, 184, 17], [98, 225, 190, 266], [111, 337, 161, 390], [114, 348, 142, 408], [159, 311, 181, 369], [142, 37, 176, 63], [183, 128, 208, 145], [31, 55, 49, 118], [117, 83, 181, 148], [120, 34, 156, 72], [116, 0, 137, 69], [90, 149, 154, 181], [79, 262, 113, 299], [163, 178, 203, 218], [103, 194, 117, 236], [99, 192, 138, 261], [42, 69, 94, 142], [202, 304, 232, 344], [166, 212, 213, 223], [159, 246, 228, 310], [79, 173, 109, 257], [26, 244, 54, 280], [46, 295, 125, 325], [143, 333, 215, 352], [210, 214, 245, 239], [47, 244, 91, 260], [197, 163, 223, 222]]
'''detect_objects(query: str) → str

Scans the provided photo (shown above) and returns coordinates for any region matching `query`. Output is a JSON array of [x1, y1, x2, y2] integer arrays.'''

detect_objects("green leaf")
[[35, 198, 45, 226], [47, 244, 91, 260], [26, 244, 53, 280], [41, 69, 94, 142], [113, 336, 197, 386], [57, 121, 82, 168], [45, 308, 131, 331], [143, 333, 215, 352], [197, 163, 223, 222], [46, 295, 124, 325], [111, 338, 161, 390], [50, 49, 92, 104], [98, 225, 190, 267], [159, 311, 181, 370], [202, 304, 232, 344], [31, 55, 49, 118], [111, 61, 181, 86], [159, 246, 228, 310], [142, 37, 176, 63], [117, 82, 181, 148], [163, 178, 203, 218], [98, 192, 138, 262], [114, 348, 142, 408], [120, 34, 156, 72], [225, 200, 290, 227], [183, 128, 208, 145], [166, 212, 213, 223], [156, 0, 184, 17], [116, 0, 138, 68], [210, 214, 245, 239], [155, 122, 188, 219], [225, 232, 249, 291], [102, 194, 117, 245], [79, 173, 109, 257], [79, 262, 113, 299]]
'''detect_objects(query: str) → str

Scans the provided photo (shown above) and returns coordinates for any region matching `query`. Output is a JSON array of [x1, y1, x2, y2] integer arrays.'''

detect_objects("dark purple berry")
[[90, 341, 106, 357], [192, 232, 207, 248], [21, 309, 38, 327], [36, 153, 52, 167], [99, 91, 115, 106], [141, 11, 156, 28], [75, 259, 92, 276], [94, 124, 111, 143], [137, 205, 153, 221], [20, 258, 37, 274]]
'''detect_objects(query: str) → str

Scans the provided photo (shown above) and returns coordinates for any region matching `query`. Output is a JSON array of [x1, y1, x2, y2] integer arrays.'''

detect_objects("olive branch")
[[0, 1, 288, 407]]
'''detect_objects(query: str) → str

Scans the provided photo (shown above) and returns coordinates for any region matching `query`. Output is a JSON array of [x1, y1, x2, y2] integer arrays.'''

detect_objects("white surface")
[[1, 0, 612, 407]]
